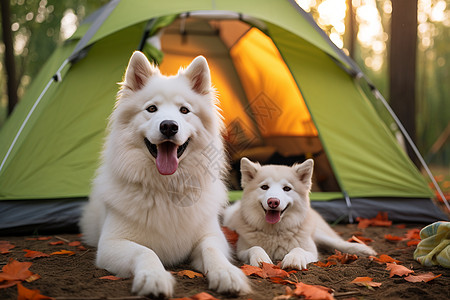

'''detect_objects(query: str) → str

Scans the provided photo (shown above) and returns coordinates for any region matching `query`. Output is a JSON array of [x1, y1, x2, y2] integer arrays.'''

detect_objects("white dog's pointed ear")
[[182, 56, 211, 95], [240, 157, 261, 188], [294, 159, 314, 189], [123, 51, 157, 91]]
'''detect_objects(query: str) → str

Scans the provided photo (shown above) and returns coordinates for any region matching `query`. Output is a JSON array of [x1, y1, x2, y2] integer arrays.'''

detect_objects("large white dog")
[[80, 51, 250, 297], [223, 158, 376, 269]]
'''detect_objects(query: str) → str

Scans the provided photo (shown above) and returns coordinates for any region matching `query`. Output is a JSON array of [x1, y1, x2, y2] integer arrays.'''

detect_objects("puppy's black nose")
[[160, 120, 178, 137]]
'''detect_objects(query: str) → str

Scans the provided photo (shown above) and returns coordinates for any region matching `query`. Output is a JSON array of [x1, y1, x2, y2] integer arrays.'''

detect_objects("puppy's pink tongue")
[[156, 142, 178, 175], [265, 210, 281, 224]]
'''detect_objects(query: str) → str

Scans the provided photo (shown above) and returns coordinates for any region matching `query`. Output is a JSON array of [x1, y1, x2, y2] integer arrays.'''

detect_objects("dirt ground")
[[1, 223, 449, 300]]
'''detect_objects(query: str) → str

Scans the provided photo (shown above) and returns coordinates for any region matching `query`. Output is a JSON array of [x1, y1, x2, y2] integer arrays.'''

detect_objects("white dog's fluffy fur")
[[80, 51, 250, 297], [223, 158, 376, 269]]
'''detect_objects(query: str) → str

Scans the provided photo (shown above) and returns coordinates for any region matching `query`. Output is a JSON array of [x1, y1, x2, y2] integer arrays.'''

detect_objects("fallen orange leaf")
[[327, 250, 358, 264], [221, 226, 239, 248], [386, 263, 414, 277], [347, 235, 373, 245], [176, 270, 204, 279], [191, 292, 220, 300], [406, 240, 420, 247], [99, 275, 122, 280], [26, 237, 52, 241], [356, 212, 392, 228], [404, 272, 442, 283], [384, 234, 404, 241], [48, 241, 64, 246], [0, 241, 15, 254], [404, 229, 421, 240], [313, 261, 337, 268], [350, 276, 382, 287], [369, 254, 401, 264], [292, 282, 334, 300], [50, 250, 75, 256], [23, 249, 50, 259], [172, 292, 220, 300], [17, 283, 53, 300], [261, 262, 290, 278], [68, 241, 81, 247], [0, 259, 34, 282], [241, 264, 266, 278]]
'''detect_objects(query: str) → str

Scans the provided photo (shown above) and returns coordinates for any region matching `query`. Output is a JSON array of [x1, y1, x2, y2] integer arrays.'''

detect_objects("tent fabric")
[[0, 0, 443, 233]]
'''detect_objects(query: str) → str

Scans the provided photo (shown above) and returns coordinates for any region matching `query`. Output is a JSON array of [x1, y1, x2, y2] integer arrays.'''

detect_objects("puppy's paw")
[[349, 243, 377, 256], [248, 246, 273, 267], [207, 265, 252, 295], [281, 248, 317, 270], [132, 269, 175, 297]]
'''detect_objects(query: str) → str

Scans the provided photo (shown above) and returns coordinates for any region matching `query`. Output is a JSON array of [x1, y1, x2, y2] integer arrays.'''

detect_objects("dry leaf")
[[347, 235, 373, 245], [48, 241, 64, 246], [99, 275, 122, 280], [369, 254, 401, 264], [172, 292, 220, 300], [404, 229, 421, 240], [261, 262, 290, 278], [0, 241, 15, 254], [384, 234, 404, 241], [327, 250, 358, 264], [17, 283, 53, 300], [191, 292, 220, 300], [357, 212, 392, 228], [386, 263, 414, 277], [23, 249, 50, 259], [404, 272, 442, 283], [407, 240, 420, 247], [292, 282, 334, 300], [240, 264, 266, 278], [221, 226, 239, 248], [350, 276, 382, 287], [50, 250, 75, 256], [313, 261, 337, 268], [68, 241, 81, 247], [0, 259, 34, 282], [176, 270, 204, 279]]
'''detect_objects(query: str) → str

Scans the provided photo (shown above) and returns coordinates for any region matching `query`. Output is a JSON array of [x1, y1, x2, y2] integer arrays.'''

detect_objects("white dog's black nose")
[[267, 198, 280, 209], [160, 120, 178, 138]]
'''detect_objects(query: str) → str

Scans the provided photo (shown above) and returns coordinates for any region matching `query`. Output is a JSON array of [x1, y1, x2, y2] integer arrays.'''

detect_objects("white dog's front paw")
[[349, 243, 377, 256], [132, 269, 175, 297], [281, 248, 317, 270], [207, 265, 252, 295], [248, 246, 273, 266]]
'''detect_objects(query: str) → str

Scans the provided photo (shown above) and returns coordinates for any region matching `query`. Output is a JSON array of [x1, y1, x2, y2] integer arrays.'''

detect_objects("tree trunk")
[[1, 0, 19, 115], [389, 0, 419, 167]]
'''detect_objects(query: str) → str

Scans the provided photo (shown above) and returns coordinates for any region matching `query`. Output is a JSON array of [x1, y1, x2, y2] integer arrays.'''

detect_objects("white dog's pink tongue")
[[265, 210, 281, 224], [156, 142, 178, 175]]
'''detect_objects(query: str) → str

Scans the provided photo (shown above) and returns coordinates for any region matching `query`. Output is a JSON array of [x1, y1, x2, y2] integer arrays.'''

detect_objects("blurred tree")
[[0, 0, 108, 124], [1, 0, 18, 115], [389, 0, 419, 167]]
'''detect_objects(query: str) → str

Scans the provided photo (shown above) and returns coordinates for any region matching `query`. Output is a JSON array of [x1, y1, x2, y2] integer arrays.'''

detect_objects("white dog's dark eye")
[[260, 185, 269, 190], [146, 105, 157, 113], [180, 106, 190, 114], [283, 186, 291, 192]]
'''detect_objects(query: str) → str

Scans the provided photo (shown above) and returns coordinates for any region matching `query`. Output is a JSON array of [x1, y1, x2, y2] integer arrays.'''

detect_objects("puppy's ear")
[[240, 157, 260, 188], [182, 56, 212, 95], [123, 51, 157, 91], [293, 159, 314, 190]]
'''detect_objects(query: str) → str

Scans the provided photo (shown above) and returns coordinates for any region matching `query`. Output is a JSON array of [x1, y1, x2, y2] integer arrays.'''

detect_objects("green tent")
[[0, 0, 445, 233]]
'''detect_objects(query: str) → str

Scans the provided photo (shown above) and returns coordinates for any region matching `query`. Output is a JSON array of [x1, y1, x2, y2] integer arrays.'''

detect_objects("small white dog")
[[223, 158, 376, 269], [80, 51, 250, 297]]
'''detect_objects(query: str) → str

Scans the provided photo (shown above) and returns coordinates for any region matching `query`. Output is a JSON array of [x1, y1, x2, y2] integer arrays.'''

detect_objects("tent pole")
[[343, 191, 354, 223], [371, 88, 449, 210], [0, 59, 69, 174]]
